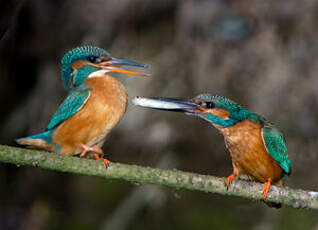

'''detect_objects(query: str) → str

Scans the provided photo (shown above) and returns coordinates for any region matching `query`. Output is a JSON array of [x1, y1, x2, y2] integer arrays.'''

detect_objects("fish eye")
[[88, 56, 100, 63]]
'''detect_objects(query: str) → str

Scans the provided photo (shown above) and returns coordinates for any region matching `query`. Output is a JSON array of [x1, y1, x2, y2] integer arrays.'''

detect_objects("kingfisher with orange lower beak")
[[132, 94, 291, 205], [16, 46, 149, 165]]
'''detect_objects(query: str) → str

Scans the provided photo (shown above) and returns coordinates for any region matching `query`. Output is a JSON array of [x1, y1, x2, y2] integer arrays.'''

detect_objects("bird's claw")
[[225, 173, 237, 190], [93, 153, 110, 168], [80, 144, 110, 167]]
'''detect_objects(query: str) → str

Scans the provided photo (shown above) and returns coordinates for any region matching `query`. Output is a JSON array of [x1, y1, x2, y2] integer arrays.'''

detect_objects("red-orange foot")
[[80, 144, 109, 167], [262, 179, 272, 200], [93, 153, 109, 166], [225, 173, 237, 188]]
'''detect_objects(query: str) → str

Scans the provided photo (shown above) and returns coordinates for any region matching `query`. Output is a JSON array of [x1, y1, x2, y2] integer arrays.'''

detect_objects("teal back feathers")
[[15, 85, 92, 150], [61, 46, 111, 89], [47, 85, 91, 130], [262, 125, 291, 176]]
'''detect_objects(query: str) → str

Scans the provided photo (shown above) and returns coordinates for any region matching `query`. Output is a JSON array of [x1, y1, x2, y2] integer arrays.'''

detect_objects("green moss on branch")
[[0, 145, 317, 210]]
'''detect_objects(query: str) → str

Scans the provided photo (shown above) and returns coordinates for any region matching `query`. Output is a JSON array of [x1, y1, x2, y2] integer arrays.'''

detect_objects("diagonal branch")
[[0, 144, 317, 210]]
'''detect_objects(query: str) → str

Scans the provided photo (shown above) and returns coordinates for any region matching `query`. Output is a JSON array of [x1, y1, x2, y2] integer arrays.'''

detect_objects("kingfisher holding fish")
[[132, 94, 291, 204], [16, 46, 150, 165]]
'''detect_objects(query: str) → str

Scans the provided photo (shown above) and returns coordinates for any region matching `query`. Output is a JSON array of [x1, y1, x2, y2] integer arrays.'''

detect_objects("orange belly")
[[52, 75, 127, 155], [218, 120, 284, 185]]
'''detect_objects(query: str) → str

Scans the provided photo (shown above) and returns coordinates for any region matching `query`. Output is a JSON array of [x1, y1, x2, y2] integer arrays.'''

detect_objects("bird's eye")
[[88, 56, 100, 63], [205, 102, 214, 109]]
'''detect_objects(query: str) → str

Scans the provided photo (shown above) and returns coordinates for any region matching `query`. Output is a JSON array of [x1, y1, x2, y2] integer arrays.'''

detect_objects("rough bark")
[[0, 145, 317, 210]]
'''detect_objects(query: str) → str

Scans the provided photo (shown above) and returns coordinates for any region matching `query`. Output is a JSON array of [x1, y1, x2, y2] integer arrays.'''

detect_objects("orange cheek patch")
[[100, 56, 110, 62], [72, 60, 91, 69], [206, 108, 230, 119]]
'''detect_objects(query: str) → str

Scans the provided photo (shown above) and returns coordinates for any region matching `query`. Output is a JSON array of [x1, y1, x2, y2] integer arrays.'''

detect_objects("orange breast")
[[218, 120, 284, 184], [52, 75, 127, 155]]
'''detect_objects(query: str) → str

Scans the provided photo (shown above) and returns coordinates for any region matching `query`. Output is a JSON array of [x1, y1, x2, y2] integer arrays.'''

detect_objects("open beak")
[[97, 57, 150, 77], [132, 96, 204, 114]]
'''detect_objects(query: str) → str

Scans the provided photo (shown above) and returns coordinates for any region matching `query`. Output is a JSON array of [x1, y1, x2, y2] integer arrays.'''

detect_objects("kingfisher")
[[132, 94, 291, 204], [16, 46, 149, 165]]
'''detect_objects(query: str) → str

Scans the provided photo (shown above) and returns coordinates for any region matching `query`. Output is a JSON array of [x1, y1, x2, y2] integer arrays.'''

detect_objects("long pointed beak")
[[132, 96, 202, 114], [108, 58, 150, 69], [97, 57, 150, 77]]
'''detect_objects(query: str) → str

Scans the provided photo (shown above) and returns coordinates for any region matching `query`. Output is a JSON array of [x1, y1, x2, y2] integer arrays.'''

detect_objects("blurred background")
[[0, 0, 318, 229]]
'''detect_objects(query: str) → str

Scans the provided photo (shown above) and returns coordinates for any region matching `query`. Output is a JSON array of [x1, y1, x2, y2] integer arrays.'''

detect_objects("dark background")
[[0, 0, 318, 229]]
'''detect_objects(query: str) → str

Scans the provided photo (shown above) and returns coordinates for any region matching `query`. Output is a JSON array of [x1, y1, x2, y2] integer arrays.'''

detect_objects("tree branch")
[[0, 144, 317, 210]]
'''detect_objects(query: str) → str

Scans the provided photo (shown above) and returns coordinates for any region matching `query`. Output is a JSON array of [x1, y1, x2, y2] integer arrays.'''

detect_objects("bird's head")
[[61, 46, 150, 89], [132, 94, 250, 127]]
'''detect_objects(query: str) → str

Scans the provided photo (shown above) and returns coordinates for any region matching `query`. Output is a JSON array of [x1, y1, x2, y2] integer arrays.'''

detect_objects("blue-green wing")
[[46, 85, 91, 130], [261, 125, 291, 175]]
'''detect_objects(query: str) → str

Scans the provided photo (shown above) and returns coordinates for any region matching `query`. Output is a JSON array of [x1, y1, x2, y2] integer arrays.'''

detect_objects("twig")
[[0, 145, 317, 210]]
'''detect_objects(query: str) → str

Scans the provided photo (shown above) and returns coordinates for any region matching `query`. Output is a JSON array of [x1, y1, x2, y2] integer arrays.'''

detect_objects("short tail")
[[15, 130, 54, 152]]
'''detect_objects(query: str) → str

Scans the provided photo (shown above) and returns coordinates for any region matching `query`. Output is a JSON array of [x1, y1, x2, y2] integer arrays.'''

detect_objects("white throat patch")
[[88, 69, 109, 78]]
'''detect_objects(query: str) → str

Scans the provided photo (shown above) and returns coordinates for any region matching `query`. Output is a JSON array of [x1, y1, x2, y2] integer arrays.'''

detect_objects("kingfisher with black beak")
[[132, 94, 291, 205], [16, 46, 150, 165]]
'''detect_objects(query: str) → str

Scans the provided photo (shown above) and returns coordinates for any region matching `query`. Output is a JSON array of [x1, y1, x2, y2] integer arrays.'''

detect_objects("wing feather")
[[261, 125, 291, 175], [47, 85, 91, 130]]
